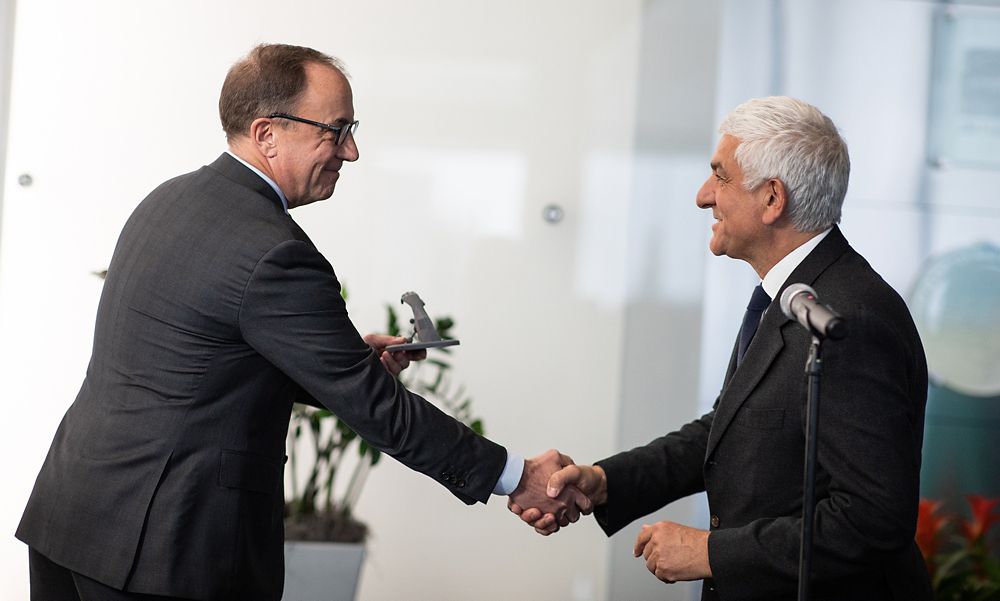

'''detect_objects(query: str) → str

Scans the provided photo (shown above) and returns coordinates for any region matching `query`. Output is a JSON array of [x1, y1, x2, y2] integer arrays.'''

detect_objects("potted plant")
[[916, 495, 1000, 601], [282, 297, 483, 601]]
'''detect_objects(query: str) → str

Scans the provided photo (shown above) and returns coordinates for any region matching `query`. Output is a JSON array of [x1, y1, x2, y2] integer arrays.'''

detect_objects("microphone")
[[779, 283, 847, 340]]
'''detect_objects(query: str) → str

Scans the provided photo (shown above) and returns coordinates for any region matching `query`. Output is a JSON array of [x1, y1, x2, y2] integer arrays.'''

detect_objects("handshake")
[[505, 450, 712, 584], [506, 449, 607, 535]]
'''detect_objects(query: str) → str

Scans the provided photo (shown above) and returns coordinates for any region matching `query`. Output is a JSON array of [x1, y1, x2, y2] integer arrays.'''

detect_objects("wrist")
[[702, 530, 713, 577], [591, 464, 609, 505]]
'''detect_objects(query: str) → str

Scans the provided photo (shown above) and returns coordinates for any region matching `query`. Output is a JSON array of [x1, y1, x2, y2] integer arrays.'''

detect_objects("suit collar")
[[705, 226, 851, 460], [206, 153, 286, 212]]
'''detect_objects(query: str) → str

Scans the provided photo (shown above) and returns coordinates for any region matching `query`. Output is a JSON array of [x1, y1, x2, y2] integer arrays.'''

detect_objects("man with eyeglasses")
[[16, 43, 586, 601]]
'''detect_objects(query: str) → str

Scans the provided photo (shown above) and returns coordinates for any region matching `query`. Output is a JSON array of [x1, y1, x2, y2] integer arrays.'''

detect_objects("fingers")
[[508, 499, 523, 515], [363, 334, 426, 376], [547, 464, 580, 498], [406, 349, 427, 362], [519, 508, 542, 523], [380, 352, 403, 376], [363, 333, 405, 350], [634, 524, 653, 557], [645, 554, 657, 575], [511, 450, 593, 537], [535, 513, 560, 535], [387, 350, 410, 371], [566, 486, 593, 515], [534, 513, 558, 531]]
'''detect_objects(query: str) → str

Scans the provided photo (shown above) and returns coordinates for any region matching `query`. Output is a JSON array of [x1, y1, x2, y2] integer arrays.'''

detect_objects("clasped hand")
[[508, 456, 607, 535], [507, 450, 596, 530]]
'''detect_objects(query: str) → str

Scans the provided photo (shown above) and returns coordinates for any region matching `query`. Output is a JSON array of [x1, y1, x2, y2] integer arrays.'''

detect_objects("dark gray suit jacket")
[[16, 154, 507, 600], [594, 228, 933, 601]]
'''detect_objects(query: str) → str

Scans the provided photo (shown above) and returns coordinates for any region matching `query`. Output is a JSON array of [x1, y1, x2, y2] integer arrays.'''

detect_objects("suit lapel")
[[705, 227, 851, 460], [706, 305, 785, 459]]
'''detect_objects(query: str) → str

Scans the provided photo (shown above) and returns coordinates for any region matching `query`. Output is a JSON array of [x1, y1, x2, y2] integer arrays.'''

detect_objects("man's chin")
[[319, 184, 337, 200]]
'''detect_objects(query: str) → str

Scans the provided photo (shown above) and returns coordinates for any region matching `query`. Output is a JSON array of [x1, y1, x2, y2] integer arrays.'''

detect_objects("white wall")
[[0, 0, 13, 247]]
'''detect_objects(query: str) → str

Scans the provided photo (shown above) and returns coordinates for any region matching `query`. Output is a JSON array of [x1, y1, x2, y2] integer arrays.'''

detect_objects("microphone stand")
[[798, 335, 822, 601]]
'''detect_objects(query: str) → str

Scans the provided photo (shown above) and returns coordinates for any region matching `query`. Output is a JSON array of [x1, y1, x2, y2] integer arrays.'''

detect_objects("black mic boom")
[[779, 283, 847, 340]]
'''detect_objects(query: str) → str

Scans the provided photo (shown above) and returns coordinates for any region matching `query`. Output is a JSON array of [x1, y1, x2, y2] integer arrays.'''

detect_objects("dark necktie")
[[737, 284, 772, 366]]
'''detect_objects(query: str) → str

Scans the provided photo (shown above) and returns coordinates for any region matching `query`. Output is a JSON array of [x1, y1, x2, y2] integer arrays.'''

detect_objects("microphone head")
[[779, 283, 816, 321]]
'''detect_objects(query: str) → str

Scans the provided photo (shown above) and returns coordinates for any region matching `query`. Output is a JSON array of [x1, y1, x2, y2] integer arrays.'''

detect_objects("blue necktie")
[[737, 284, 772, 366]]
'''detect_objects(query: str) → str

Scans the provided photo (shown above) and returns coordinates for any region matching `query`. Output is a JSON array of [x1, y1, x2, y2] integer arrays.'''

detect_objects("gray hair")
[[719, 96, 850, 232]]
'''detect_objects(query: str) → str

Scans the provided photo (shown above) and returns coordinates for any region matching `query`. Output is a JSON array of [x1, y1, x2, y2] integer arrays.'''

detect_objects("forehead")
[[297, 63, 354, 117], [712, 134, 741, 165]]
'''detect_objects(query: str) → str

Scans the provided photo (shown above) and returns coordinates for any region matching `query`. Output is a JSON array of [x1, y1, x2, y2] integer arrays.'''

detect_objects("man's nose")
[[339, 135, 360, 162], [695, 179, 714, 208]]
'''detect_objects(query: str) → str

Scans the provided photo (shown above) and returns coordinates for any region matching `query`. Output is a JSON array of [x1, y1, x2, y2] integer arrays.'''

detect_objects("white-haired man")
[[513, 97, 933, 601]]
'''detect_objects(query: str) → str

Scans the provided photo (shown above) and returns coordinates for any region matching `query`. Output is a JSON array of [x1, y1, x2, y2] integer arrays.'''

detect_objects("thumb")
[[547, 465, 578, 498]]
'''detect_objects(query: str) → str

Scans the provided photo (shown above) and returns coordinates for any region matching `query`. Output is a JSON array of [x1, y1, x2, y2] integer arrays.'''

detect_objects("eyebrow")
[[711, 161, 727, 174]]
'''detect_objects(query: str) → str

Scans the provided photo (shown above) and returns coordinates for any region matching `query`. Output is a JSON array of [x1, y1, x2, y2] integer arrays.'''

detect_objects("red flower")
[[960, 495, 1000, 544], [916, 498, 949, 565]]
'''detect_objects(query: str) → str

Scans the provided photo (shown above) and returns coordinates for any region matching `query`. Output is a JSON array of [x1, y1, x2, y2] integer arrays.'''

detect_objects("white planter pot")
[[283, 541, 366, 601]]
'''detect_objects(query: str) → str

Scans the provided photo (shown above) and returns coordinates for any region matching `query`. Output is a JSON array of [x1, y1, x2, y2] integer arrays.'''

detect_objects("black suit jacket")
[[594, 228, 932, 601], [16, 154, 507, 600]]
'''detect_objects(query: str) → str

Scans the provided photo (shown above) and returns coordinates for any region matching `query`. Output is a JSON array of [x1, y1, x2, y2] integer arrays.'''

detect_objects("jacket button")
[[457, 479, 466, 488], [711, 515, 720, 528]]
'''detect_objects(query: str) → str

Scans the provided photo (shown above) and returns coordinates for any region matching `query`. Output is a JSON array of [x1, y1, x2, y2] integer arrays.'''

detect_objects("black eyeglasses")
[[268, 113, 359, 145]]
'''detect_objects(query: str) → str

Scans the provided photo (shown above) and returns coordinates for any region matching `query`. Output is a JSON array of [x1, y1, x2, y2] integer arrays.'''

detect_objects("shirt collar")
[[760, 227, 833, 300], [225, 150, 289, 214]]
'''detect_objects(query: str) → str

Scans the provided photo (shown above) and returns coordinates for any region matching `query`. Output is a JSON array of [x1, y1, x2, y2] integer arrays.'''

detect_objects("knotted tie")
[[737, 284, 772, 366]]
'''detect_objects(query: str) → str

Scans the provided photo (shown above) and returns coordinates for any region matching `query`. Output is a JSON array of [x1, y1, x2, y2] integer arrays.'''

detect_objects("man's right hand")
[[507, 450, 593, 532], [509, 460, 607, 535]]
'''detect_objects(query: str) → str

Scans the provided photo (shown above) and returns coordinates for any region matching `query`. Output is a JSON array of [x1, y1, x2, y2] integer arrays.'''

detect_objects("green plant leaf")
[[386, 304, 401, 338], [435, 317, 454, 335], [285, 299, 486, 540]]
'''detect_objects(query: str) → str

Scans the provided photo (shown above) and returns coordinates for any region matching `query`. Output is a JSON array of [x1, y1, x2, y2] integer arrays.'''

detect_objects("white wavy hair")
[[719, 96, 850, 232]]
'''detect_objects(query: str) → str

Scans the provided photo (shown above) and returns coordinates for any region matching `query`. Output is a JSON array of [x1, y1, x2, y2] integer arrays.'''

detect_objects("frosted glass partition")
[[928, 5, 1000, 168]]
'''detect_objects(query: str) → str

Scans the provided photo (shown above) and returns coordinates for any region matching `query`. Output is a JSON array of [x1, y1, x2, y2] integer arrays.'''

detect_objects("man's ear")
[[249, 117, 278, 158], [761, 178, 788, 226]]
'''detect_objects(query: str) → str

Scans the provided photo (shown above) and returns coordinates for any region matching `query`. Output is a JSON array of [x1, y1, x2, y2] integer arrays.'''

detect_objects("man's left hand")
[[633, 521, 712, 583], [363, 334, 427, 376]]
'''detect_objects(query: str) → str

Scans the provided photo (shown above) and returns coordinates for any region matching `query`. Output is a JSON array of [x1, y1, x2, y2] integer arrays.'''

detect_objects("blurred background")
[[0, 0, 997, 599]]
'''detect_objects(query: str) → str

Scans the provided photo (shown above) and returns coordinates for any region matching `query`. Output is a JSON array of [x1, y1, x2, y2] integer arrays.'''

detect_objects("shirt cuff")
[[492, 452, 524, 495]]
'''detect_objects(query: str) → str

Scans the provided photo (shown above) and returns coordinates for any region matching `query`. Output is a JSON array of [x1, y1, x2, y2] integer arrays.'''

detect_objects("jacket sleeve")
[[238, 239, 507, 504], [593, 410, 714, 535], [709, 309, 926, 599]]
